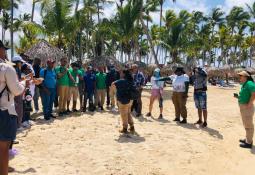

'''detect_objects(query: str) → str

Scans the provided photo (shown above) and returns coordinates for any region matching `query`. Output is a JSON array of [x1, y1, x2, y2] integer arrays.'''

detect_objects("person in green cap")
[[95, 66, 107, 110], [235, 70, 255, 149]]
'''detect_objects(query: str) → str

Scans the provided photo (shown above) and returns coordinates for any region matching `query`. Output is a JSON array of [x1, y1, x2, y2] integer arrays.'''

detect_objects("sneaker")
[[180, 119, 187, 124], [73, 109, 79, 112], [28, 120, 35, 126], [112, 107, 118, 112], [202, 122, 207, 128], [136, 113, 141, 118], [17, 127, 25, 132], [49, 114, 56, 118], [240, 142, 253, 149], [66, 109, 71, 113], [22, 121, 30, 128], [146, 112, 151, 117], [158, 114, 163, 119], [119, 128, 128, 134], [173, 118, 180, 122], [239, 139, 246, 144], [129, 126, 135, 134]]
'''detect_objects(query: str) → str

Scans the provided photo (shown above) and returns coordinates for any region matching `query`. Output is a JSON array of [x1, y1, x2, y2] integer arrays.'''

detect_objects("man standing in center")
[[56, 57, 73, 116], [96, 66, 107, 110], [131, 64, 145, 117]]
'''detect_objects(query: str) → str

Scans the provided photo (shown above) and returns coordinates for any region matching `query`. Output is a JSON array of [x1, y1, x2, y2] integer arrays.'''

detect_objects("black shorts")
[[0, 110, 17, 141]]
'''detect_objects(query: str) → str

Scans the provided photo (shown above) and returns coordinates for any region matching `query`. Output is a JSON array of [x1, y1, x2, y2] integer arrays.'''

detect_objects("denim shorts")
[[194, 91, 207, 110], [0, 110, 17, 141]]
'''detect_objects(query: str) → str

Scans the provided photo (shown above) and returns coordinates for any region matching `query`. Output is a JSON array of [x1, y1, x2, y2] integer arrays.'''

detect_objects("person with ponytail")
[[146, 68, 164, 119], [112, 69, 135, 134], [236, 70, 255, 149]]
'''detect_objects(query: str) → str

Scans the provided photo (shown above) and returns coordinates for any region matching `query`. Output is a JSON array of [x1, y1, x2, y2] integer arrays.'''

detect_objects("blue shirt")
[[40, 68, 57, 89], [84, 72, 96, 93], [133, 71, 145, 88]]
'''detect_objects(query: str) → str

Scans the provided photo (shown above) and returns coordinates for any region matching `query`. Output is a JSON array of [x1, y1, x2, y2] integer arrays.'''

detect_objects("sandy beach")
[[11, 85, 255, 175]]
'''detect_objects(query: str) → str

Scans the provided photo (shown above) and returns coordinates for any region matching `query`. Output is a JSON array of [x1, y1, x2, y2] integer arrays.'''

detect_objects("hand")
[[247, 103, 253, 108], [25, 80, 30, 87]]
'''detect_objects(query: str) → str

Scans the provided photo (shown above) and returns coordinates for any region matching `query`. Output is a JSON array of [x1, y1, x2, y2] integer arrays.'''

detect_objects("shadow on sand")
[[14, 168, 36, 174], [176, 122, 224, 139], [115, 133, 146, 143]]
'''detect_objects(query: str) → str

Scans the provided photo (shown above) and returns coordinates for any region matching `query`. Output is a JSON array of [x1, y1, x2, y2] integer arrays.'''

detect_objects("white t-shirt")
[[151, 76, 164, 90], [170, 74, 189, 92]]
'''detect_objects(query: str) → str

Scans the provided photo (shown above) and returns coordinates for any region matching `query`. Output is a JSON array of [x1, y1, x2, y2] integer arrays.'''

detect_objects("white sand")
[[11, 86, 255, 175]]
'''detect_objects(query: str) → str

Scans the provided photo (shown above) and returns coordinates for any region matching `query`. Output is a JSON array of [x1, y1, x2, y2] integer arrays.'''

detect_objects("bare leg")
[[203, 110, 207, 122], [0, 141, 11, 175], [149, 96, 156, 113], [198, 109, 202, 121]]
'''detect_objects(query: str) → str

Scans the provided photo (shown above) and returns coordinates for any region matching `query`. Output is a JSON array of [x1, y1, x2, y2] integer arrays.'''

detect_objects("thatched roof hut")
[[25, 40, 66, 65], [84, 56, 123, 69]]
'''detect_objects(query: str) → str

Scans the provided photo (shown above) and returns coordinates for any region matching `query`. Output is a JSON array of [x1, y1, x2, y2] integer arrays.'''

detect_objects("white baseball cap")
[[12, 56, 26, 63]]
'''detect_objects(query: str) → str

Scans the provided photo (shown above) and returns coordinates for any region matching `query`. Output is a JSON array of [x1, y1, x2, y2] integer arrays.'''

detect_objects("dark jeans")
[[106, 86, 110, 106], [40, 88, 56, 119], [131, 89, 142, 114], [22, 111, 31, 122], [83, 92, 95, 110], [33, 86, 40, 111]]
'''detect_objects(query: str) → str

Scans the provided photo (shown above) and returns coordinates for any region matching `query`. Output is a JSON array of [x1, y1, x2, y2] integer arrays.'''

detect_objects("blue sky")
[[2, 0, 255, 56]]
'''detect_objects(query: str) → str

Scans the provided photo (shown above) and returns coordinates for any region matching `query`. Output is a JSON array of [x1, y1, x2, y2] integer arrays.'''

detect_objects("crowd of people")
[[1, 39, 255, 174]]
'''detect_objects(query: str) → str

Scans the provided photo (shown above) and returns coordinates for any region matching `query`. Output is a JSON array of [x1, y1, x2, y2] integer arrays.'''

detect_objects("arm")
[[248, 92, 255, 107], [57, 67, 68, 79], [5, 66, 25, 96]]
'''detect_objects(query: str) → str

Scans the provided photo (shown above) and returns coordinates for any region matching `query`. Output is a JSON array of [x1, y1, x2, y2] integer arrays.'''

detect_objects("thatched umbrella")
[[25, 40, 65, 65], [84, 56, 123, 69]]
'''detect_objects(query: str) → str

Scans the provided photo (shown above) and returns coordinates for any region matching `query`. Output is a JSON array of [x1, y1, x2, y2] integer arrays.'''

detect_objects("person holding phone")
[[56, 57, 74, 116], [236, 71, 255, 149]]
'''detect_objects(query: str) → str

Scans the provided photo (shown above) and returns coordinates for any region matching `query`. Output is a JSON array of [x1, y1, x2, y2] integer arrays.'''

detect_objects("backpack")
[[127, 83, 140, 100]]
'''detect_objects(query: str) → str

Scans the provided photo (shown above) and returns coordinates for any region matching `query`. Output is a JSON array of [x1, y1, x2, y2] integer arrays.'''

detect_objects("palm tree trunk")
[[75, 0, 80, 14], [31, 0, 36, 22], [10, 0, 14, 58], [156, 2, 163, 58], [140, 17, 159, 65]]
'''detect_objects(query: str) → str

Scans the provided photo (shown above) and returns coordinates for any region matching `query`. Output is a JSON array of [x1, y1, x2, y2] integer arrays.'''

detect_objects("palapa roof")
[[84, 56, 123, 68], [124, 61, 147, 68], [25, 40, 66, 64]]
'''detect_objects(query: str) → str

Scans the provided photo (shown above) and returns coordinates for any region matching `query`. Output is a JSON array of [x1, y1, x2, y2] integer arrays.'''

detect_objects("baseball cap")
[[0, 40, 9, 50], [154, 68, 160, 72], [12, 56, 26, 63]]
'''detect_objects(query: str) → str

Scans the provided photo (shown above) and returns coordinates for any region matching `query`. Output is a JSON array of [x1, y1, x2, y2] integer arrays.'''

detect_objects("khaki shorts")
[[68, 86, 79, 101]]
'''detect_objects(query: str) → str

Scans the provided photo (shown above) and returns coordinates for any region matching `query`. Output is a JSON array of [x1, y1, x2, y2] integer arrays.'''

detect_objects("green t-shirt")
[[79, 68, 85, 84], [55, 66, 70, 86], [96, 72, 106, 89], [69, 68, 82, 87], [239, 81, 255, 104]]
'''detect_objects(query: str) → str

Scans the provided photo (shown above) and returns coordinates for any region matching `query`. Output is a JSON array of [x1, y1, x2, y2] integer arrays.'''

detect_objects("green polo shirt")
[[55, 66, 70, 86], [69, 68, 82, 87], [96, 72, 106, 89], [239, 81, 255, 104]]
